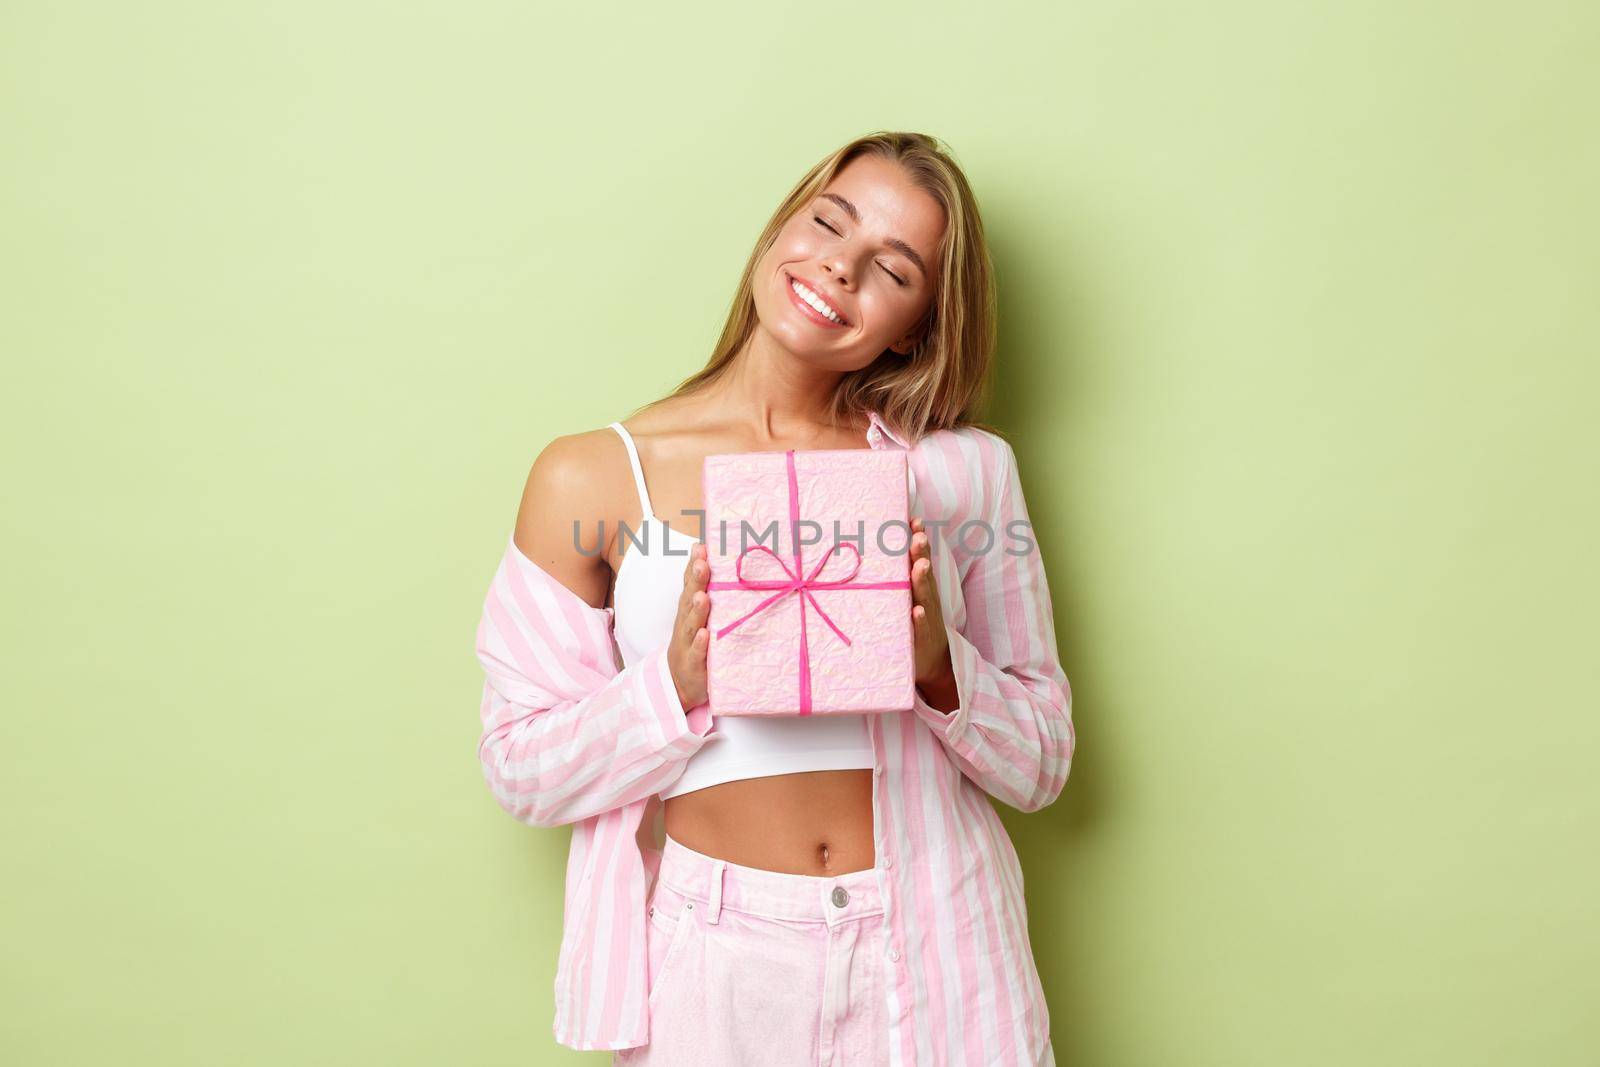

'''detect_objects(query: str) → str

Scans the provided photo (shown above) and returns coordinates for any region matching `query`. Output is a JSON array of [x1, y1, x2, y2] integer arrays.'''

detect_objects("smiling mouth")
[[785, 271, 849, 326]]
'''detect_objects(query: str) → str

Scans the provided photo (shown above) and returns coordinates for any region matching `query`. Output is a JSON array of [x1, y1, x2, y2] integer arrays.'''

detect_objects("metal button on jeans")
[[831, 886, 850, 908]]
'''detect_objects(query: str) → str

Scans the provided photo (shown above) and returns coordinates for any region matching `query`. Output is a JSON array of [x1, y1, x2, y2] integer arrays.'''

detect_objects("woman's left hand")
[[909, 516, 959, 713]]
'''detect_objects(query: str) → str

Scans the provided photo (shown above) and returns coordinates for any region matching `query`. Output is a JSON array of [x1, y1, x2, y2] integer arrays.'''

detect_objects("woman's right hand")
[[669, 542, 712, 711]]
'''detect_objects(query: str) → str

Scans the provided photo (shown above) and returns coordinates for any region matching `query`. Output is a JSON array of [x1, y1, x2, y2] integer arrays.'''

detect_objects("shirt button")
[[831, 886, 850, 908], [888, 947, 901, 962], [874, 764, 885, 777], [882, 856, 894, 870]]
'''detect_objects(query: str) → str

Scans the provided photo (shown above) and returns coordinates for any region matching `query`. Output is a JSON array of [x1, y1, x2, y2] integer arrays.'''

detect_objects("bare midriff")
[[663, 768, 876, 875]]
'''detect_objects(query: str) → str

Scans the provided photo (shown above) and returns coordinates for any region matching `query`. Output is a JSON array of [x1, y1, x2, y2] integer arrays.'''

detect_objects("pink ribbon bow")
[[706, 449, 911, 715]]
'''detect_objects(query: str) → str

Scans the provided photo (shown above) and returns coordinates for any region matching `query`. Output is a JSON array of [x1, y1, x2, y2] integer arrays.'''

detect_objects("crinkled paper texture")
[[703, 448, 914, 716]]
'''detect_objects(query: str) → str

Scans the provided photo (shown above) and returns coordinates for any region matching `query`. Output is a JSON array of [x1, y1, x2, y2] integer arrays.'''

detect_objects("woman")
[[475, 131, 1074, 1066]]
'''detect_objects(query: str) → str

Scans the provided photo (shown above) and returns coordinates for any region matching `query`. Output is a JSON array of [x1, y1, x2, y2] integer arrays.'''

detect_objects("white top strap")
[[607, 421, 656, 520]]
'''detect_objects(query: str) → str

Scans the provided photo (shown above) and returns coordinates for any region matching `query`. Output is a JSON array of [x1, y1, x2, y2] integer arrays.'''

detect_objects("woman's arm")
[[474, 437, 715, 828], [910, 437, 1076, 812]]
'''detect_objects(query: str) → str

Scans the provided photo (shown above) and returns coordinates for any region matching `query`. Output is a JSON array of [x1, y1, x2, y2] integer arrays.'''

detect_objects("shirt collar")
[[867, 409, 910, 449]]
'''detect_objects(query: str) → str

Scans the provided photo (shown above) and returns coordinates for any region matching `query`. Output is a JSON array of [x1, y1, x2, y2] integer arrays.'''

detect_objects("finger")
[[691, 549, 712, 621], [907, 529, 926, 566], [675, 563, 700, 646], [911, 556, 936, 604], [684, 591, 709, 642], [680, 547, 708, 616]]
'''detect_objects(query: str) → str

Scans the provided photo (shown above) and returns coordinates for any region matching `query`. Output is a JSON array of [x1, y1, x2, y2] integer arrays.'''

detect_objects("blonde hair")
[[640, 131, 1003, 445]]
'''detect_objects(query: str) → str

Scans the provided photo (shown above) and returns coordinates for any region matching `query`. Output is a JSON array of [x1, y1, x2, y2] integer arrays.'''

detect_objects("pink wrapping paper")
[[702, 447, 915, 717]]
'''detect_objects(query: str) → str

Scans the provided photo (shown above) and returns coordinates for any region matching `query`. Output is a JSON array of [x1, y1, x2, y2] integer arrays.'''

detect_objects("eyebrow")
[[817, 193, 929, 280]]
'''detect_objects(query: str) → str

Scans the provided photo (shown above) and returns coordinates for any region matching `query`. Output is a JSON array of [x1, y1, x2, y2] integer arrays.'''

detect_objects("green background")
[[4, 2, 1595, 1064]]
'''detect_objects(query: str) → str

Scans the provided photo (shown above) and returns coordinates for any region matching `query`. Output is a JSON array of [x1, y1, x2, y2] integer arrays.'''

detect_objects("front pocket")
[[645, 889, 698, 1012]]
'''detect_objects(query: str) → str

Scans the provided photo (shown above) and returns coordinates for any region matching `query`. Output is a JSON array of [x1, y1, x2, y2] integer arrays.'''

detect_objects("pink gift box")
[[702, 447, 915, 717]]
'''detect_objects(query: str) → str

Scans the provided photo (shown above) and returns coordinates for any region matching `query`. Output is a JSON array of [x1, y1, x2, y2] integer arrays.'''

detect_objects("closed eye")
[[813, 216, 909, 287]]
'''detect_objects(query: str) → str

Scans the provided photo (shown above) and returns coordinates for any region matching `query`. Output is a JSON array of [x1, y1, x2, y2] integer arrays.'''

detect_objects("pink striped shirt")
[[474, 410, 1075, 1064]]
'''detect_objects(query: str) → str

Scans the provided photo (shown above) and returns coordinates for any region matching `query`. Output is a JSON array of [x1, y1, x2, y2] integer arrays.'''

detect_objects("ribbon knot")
[[713, 539, 865, 648]]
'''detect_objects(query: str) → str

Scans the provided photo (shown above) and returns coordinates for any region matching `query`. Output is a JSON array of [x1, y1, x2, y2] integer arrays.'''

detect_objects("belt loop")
[[706, 859, 726, 924]]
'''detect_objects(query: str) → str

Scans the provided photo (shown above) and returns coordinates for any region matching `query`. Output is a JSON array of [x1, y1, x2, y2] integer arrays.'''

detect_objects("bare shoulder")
[[511, 426, 631, 607], [612, 395, 711, 446]]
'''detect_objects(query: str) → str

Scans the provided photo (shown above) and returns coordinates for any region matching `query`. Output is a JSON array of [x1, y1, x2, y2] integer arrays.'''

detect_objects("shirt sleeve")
[[475, 538, 717, 827], [909, 438, 1076, 812]]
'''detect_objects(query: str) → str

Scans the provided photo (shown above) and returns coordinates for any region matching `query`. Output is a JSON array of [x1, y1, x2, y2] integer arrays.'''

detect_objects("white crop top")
[[605, 421, 876, 800]]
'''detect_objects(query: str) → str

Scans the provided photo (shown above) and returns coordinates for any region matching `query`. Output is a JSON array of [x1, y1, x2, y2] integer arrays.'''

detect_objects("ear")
[[889, 320, 930, 357], [891, 304, 935, 357]]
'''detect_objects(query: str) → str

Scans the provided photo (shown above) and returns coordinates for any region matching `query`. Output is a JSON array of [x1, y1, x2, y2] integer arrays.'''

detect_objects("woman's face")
[[754, 153, 946, 371]]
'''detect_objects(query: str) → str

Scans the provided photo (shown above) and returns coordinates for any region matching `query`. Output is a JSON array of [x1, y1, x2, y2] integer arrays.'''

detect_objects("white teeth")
[[791, 278, 844, 324]]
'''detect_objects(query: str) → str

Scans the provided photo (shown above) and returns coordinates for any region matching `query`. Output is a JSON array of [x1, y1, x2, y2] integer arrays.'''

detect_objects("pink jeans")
[[614, 832, 890, 1066]]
